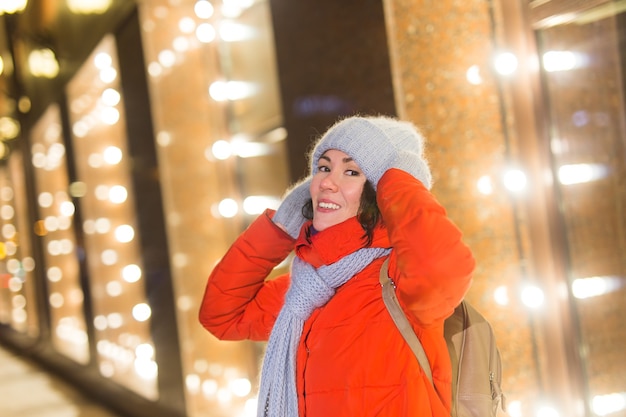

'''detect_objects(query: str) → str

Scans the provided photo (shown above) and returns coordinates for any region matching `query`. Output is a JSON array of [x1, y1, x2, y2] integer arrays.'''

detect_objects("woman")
[[199, 115, 475, 417]]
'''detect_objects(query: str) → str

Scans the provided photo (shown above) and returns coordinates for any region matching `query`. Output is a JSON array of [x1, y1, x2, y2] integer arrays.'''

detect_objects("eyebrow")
[[320, 155, 355, 163]]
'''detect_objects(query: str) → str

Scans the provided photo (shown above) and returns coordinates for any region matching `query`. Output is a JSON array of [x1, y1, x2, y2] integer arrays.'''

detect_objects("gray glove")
[[272, 177, 312, 238], [393, 150, 432, 189]]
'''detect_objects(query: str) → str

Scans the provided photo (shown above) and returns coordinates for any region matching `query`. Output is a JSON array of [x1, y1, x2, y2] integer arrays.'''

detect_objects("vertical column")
[[116, 9, 186, 416], [268, 0, 397, 180]]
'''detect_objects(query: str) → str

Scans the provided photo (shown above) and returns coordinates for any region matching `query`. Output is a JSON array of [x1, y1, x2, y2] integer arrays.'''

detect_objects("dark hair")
[[302, 180, 381, 246]]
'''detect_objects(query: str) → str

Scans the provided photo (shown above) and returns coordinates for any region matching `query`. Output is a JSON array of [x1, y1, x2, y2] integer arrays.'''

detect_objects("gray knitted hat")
[[309, 116, 432, 189]]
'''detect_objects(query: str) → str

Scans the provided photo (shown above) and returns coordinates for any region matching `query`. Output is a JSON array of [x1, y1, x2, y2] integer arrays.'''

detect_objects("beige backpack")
[[379, 259, 506, 417]]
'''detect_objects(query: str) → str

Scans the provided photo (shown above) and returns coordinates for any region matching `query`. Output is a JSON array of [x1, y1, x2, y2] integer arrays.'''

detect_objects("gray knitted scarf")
[[257, 246, 391, 417]]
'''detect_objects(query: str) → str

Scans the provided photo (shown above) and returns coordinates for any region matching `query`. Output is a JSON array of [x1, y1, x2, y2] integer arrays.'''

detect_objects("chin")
[[312, 222, 327, 231], [313, 217, 347, 232], [312, 219, 334, 231]]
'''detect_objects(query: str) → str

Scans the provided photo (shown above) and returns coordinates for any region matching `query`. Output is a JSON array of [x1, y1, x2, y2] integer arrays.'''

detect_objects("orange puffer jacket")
[[199, 169, 475, 417]]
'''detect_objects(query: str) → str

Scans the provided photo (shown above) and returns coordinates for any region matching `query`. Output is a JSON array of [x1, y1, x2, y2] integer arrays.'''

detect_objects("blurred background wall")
[[0, 1, 624, 417]]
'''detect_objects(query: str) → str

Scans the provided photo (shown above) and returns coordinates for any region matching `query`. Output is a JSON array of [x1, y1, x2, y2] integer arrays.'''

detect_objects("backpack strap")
[[379, 258, 434, 384]]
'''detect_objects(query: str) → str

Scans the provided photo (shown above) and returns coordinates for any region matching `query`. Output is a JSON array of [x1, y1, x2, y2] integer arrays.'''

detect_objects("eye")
[[318, 165, 330, 173], [345, 169, 360, 176]]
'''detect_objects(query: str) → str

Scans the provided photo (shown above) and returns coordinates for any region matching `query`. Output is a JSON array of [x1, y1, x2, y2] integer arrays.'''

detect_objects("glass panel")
[[66, 34, 157, 400], [535, 4, 626, 416], [0, 151, 39, 337], [29, 104, 89, 364], [138, 0, 289, 415]]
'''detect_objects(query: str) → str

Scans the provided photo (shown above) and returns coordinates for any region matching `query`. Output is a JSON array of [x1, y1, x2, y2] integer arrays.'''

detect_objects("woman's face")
[[310, 149, 366, 231]]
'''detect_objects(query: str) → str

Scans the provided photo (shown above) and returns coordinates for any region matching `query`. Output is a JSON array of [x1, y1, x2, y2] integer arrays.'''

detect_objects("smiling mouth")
[[318, 201, 340, 210]]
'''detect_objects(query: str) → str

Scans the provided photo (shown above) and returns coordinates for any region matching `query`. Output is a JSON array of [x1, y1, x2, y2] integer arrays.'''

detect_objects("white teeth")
[[319, 202, 340, 210]]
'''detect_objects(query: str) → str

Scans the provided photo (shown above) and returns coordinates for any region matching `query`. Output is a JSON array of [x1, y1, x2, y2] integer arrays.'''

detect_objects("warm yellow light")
[[219, 21, 256, 42], [135, 343, 154, 360], [108, 185, 128, 204], [572, 276, 622, 299], [69, 181, 87, 197], [114, 224, 135, 242], [101, 249, 118, 265], [22, 257, 35, 272], [107, 312, 123, 328], [243, 195, 280, 214], [94, 52, 112, 69], [558, 163, 607, 185], [134, 357, 158, 380], [105, 281, 122, 296], [33, 220, 47, 236], [101, 88, 121, 106], [229, 378, 252, 397], [95, 185, 109, 200], [100, 106, 120, 125], [49, 292, 65, 308], [173, 36, 190, 53], [593, 392, 626, 416], [186, 374, 201, 393], [506, 400, 522, 417], [211, 140, 232, 160], [493, 52, 518, 76], [103, 146, 122, 164], [543, 50, 585, 72], [196, 23, 216, 43], [194, 0, 214, 19], [222, 0, 255, 18], [18, 96, 31, 113], [0, 204, 15, 220], [99, 67, 117, 83], [202, 379, 219, 397], [244, 398, 258, 416], [60, 201, 75, 216], [216, 198, 238, 218], [28, 48, 59, 78], [2, 223, 15, 239], [178, 17, 196, 34], [132, 303, 152, 322], [94, 217, 111, 233], [93, 315, 108, 330], [122, 264, 142, 282], [6, 260, 19, 275], [231, 140, 272, 158], [537, 404, 560, 417], [46, 266, 62, 282], [158, 50, 176, 68], [0, 0, 28, 14], [0, 143, 8, 159], [0, 186, 12, 202], [502, 168, 527, 193], [0, 117, 20, 140], [476, 175, 493, 195], [12, 305, 27, 324], [8, 277, 23, 292], [209, 80, 257, 101], [520, 284, 544, 309], [493, 285, 509, 306], [466, 65, 483, 85], [67, 0, 112, 14], [38, 192, 53, 207], [3, 242, 15, 257]]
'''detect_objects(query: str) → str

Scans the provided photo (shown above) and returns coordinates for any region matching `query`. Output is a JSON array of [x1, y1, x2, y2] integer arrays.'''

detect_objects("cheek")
[[346, 183, 365, 211], [309, 177, 320, 196]]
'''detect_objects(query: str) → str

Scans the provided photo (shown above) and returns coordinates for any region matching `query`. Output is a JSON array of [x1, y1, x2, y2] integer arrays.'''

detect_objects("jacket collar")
[[295, 217, 390, 268]]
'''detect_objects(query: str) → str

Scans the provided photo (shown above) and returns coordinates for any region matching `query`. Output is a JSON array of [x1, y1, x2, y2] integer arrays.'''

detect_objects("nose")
[[319, 172, 339, 191]]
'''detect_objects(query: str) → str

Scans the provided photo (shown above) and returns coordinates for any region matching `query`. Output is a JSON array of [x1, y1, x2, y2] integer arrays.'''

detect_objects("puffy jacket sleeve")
[[199, 209, 294, 341], [377, 169, 475, 327]]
